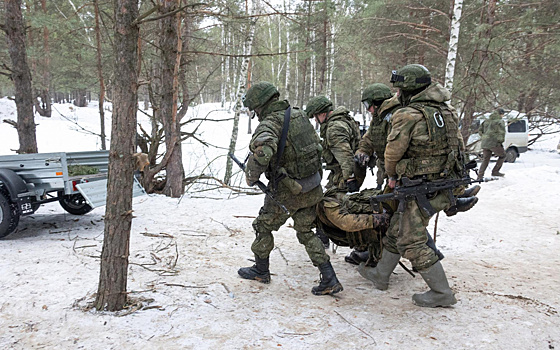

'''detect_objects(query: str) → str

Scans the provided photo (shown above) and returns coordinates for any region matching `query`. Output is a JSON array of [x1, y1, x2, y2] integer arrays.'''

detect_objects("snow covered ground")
[[1, 99, 560, 349]]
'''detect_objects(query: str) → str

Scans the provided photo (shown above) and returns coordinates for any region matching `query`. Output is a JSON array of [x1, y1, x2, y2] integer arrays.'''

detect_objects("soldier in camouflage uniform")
[[354, 84, 400, 190], [358, 64, 463, 307], [477, 108, 506, 180], [238, 82, 343, 296], [305, 96, 361, 192]]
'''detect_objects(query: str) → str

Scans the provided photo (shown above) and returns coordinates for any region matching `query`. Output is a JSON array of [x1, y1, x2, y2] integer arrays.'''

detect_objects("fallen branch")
[[334, 310, 376, 344]]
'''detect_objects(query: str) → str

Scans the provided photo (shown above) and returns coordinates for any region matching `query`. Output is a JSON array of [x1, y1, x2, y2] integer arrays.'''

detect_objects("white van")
[[467, 114, 529, 163]]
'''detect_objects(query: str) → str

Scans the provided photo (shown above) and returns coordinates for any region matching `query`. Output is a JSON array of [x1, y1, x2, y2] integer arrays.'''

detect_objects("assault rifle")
[[229, 152, 290, 215], [370, 160, 482, 217]]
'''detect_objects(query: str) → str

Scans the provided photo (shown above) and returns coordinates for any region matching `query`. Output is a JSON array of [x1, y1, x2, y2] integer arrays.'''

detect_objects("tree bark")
[[159, 0, 184, 198], [4, 0, 38, 154], [95, 0, 139, 312]]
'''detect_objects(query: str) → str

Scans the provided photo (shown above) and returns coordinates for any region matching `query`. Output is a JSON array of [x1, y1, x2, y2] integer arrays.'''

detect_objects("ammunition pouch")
[[278, 168, 321, 195]]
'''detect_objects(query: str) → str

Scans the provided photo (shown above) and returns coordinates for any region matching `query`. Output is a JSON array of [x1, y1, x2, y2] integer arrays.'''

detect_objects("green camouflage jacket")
[[384, 83, 463, 180], [249, 100, 322, 182], [320, 106, 361, 185], [479, 112, 506, 149]]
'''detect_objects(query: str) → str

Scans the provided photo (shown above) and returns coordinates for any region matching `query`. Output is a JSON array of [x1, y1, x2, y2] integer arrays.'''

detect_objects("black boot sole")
[[312, 283, 343, 296]]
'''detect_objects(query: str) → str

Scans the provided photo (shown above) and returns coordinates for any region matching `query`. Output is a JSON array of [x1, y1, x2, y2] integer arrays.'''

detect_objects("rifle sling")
[[273, 107, 291, 191]]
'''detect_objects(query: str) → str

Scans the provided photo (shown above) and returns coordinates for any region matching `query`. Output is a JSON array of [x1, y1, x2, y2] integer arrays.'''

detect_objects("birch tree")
[[223, 0, 258, 185], [444, 0, 463, 93]]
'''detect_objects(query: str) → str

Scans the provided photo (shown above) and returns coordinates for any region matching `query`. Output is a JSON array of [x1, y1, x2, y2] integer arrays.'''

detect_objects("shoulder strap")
[[276, 106, 291, 165], [271, 106, 291, 192]]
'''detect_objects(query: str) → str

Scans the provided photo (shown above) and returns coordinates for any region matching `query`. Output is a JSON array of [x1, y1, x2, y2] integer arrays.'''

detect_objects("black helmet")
[[305, 95, 333, 118], [361, 83, 392, 110], [390, 64, 431, 91], [242, 82, 280, 111]]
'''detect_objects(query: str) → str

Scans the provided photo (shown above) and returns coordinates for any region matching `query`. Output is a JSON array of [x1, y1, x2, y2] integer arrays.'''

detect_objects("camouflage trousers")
[[384, 190, 451, 271], [478, 145, 506, 178], [251, 183, 328, 266]]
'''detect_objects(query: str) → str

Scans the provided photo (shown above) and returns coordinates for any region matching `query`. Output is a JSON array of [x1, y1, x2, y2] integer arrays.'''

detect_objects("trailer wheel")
[[58, 192, 93, 215], [0, 190, 20, 238]]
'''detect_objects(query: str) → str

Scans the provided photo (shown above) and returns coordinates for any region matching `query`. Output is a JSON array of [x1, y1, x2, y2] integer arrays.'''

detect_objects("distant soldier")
[[305, 96, 361, 192], [354, 83, 400, 190], [359, 64, 466, 307], [238, 82, 343, 296], [477, 108, 506, 180]]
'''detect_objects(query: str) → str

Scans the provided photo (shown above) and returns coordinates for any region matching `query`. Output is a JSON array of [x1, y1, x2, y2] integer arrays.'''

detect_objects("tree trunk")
[[95, 0, 139, 312], [34, 0, 52, 118], [159, 0, 184, 198], [224, 2, 257, 185], [94, 0, 107, 150], [444, 0, 463, 93], [4, 0, 38, 154]]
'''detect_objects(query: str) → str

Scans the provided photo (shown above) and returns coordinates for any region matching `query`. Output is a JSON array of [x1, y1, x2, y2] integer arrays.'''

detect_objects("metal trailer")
[[0, 150, 145, 238]]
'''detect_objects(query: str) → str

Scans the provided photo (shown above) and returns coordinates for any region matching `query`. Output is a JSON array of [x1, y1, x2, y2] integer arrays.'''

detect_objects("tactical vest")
[[279, 108, 322, 179], [368, 109, 394, 160], [396, 102, 463, 179]]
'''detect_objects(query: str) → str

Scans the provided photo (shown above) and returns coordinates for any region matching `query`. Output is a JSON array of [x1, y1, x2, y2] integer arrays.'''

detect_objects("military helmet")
[[361, 83, 392, 109], [390, 64, 432, 91], [305, 95, 333, 118], [242, 81, 280, 111]]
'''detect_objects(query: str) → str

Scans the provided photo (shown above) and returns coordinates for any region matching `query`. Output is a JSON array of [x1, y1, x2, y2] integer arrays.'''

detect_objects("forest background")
[[1, 0, 559, 152]]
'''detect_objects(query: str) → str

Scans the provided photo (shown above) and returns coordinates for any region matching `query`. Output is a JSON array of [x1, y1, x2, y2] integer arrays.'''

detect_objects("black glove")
[[346, 179, 360, 192]]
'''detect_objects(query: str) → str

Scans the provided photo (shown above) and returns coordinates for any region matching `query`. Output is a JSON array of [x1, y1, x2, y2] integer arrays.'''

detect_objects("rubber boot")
[[459, 185, 481, 198], [238, 256, 271, 284], [444, 197, 479, 217], [412, 261, 457, 307], [357, 249, 400, 290], [311, 261, 343, 296]]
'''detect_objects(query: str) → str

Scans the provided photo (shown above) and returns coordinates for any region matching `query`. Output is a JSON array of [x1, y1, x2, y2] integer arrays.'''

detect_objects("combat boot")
[[345, 250, 369, 265], [238, 255, 271, 284], [357, 249, 400, 290], [412, 261, 457, 308], [444, 197, 479, 217], [311, 261, 343, 296], [459, 185, 481, 198]]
